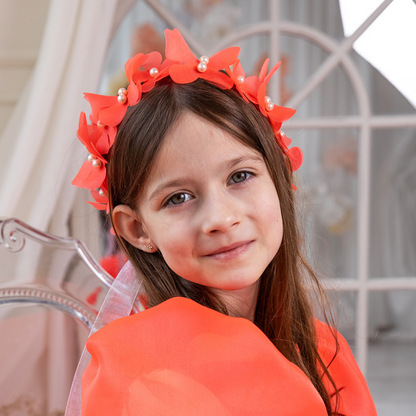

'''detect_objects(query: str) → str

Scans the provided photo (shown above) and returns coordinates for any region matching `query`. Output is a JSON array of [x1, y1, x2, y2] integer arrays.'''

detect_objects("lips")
[[205, 240, 254, 257]]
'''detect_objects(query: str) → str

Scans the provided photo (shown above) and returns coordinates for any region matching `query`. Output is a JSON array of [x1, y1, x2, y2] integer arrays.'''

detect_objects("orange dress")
[[81, 297, 377, 415]]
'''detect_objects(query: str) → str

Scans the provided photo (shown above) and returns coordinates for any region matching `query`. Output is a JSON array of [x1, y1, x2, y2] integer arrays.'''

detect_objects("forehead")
[[148, 112, 261, 180]]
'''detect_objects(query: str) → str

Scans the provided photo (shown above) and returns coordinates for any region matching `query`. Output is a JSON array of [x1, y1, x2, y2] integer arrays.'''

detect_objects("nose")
[[199, 193, 241, 235]]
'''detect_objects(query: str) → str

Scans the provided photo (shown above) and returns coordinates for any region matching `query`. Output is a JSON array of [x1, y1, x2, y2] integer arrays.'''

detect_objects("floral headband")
[[72, 28, 303, 212]]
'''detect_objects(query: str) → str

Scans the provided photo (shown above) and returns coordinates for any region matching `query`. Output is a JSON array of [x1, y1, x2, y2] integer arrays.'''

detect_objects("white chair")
[[0, 217, 115, 415], [0, 217, 115, 328]]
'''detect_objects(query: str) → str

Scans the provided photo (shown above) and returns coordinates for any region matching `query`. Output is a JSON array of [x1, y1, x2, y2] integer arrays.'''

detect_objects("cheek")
[[148, 218, 194, 272], [253, 186, 283, 254], [266, 207, 283, 248], [254, 185, 282, 227], [264, 199, 282, 225]]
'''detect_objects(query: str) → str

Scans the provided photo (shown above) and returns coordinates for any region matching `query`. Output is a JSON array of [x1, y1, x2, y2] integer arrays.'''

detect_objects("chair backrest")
[[0, 286, 97, 330], [0, 217, 116, 415], [0, 217, 114, 329]]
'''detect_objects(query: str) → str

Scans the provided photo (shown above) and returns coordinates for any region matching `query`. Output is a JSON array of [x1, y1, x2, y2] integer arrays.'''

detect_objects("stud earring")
[[146, 244, 153, 250]]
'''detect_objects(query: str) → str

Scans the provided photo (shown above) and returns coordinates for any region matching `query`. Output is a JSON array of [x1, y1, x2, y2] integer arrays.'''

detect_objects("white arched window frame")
[[140, 0, 416, 375]]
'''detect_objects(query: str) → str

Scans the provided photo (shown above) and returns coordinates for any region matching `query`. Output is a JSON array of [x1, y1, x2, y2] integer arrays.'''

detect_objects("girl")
[[70, 29, 377, 415]]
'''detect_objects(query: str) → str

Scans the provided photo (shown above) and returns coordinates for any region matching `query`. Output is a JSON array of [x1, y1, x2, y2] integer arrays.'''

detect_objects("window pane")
[[287, 128, 359, 279], [369, 129, 416, 279]]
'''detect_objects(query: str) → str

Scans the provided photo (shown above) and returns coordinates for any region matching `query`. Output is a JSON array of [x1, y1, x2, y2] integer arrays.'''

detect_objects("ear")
[[112, 205, 157, 253]]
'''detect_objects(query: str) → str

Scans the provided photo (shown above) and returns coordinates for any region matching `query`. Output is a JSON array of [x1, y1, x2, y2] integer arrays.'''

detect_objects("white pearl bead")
[[265, 96, 272, 103], [236, 75, 245, 84], [197, 62, 207, 72], [88, 154, 94, 162], [266, 102, 275, 111], [99, 189, 105, 196], [279, 130, 286, 138], [199, 56, 209, 65], [149, 67, 159, 77], [118, 88, 127, 96], [118, 94, 127, 103], [92, 159, 102, 168], [97, 120, 104, 127]]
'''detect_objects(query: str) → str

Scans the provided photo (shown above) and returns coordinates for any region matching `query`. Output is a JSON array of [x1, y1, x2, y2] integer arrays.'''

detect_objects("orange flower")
[[288, 146, 303, 172], [125, 53, 146, 106], [84, 93, 125, 128], [237, 59, 296, 132], [244, 58, 277, 103], [275, 130, 303, 172], [257, 82, 296, 130], [166, 28, 240, 89], [76, 112, 111, 155], [133, 52, 178, 93], [224, 60, 249, 102], [84, 53, 146, 127], [72, 113, 107, 190], [88, 189, 109, 212], [71, 159, 106, 190]]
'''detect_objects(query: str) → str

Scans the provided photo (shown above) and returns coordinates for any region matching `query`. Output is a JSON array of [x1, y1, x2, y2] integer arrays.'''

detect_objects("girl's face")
[[137, 112, 283, 296]]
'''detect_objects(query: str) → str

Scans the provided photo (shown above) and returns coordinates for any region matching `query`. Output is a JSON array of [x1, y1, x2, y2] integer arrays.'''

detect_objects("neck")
[[211, 280, 260, 321]]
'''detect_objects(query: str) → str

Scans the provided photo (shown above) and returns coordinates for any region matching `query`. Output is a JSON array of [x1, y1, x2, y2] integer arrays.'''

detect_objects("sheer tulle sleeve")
[[81, 297, 327, 416], [316, 320, 378, 415]]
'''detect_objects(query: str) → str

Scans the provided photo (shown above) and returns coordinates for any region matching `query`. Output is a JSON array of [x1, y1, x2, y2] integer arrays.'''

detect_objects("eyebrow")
[[226, 155, 264, 169], [149, 177, 195, 201], [148, 154, 264, 201]]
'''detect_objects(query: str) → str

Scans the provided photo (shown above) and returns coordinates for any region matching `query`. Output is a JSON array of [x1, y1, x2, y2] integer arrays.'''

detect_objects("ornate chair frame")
[[0, 217, 115, 329]]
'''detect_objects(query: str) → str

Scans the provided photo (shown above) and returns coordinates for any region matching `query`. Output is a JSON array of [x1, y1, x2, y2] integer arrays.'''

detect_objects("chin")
[[174, 264, 263, 292], [206, 274, 261, 292]]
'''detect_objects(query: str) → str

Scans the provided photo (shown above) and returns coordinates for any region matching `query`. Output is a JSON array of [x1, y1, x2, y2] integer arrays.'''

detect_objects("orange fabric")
[[81, 298, 376, 415], [315, 320, 377, 415]]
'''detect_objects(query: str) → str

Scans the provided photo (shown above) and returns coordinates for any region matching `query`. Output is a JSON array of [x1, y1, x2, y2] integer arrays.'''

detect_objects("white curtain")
[[0, 0, 135, 412], [0, 0, 128, 234]]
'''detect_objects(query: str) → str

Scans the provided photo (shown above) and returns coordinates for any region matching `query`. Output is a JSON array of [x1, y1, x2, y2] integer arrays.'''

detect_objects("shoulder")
[[314, 319, 363, 380], [86, 296, 257, 353], [315, 319, 378, 416]]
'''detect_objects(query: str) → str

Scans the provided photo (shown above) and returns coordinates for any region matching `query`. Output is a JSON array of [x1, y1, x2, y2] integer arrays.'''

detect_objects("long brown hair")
[[108, 77, 340, 415]]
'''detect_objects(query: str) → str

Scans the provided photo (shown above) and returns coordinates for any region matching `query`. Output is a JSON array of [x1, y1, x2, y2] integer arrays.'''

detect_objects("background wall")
[[0, 0, 50, 135]]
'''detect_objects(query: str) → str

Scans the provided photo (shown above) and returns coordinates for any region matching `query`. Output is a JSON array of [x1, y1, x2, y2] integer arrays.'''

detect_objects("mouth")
[[205, 240, 254, 260]]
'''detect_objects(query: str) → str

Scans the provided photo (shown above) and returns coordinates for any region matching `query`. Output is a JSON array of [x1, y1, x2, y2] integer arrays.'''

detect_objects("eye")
[[166, 192, 191, 206], [229, 171, 251, 184]]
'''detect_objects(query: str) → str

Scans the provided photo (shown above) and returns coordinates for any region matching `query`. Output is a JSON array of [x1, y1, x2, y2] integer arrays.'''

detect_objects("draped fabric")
[[65, 261, 142, 416], [0, 0, 134, 234], [81, 297, 377, 416], [0, 0, 135, 413]]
